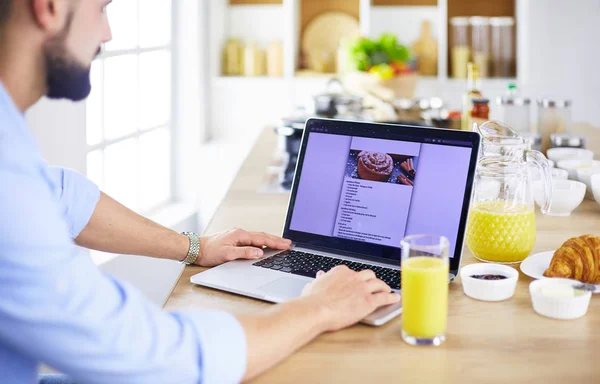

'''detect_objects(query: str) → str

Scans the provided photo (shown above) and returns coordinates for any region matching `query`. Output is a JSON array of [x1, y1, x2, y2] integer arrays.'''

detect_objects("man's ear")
[[30, 0, 69, 34]]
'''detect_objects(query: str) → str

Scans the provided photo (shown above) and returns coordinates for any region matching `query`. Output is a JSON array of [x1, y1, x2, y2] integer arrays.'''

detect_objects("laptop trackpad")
[[258, 277, 309, 300]]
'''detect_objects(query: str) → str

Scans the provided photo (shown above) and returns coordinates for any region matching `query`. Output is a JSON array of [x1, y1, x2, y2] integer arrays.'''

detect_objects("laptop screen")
[[284, 119, 479, 268]]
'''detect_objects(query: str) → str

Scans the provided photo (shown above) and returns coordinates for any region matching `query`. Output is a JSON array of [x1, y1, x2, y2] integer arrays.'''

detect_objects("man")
[[0, 1, 400, 383]]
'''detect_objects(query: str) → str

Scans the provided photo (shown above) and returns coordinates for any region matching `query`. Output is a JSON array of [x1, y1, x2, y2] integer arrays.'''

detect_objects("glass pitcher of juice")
[[466, 121, 552, 263]]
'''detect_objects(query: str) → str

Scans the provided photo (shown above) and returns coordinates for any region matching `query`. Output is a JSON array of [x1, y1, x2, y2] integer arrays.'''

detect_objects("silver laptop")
[[191, 118, 481, 326]]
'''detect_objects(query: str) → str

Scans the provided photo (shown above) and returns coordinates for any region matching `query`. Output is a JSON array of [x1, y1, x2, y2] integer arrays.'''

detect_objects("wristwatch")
[[181, 232, 201, 265]]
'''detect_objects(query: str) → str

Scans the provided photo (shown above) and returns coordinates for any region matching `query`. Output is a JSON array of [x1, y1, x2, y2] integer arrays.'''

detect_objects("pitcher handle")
[[526, 150, 553, 215]]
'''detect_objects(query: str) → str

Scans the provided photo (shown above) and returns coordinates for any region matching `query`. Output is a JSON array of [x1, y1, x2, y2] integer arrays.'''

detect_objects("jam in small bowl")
[[460, 263, 519, 302]]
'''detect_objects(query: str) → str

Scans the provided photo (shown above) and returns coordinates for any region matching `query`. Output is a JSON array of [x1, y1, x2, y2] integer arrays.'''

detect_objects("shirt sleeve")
[[0, 169, 247, 384], [45, 166, 101, 239]]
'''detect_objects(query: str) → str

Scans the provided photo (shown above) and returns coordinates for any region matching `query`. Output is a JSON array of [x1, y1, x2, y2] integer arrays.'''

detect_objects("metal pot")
[[313, 78, 363, 118]]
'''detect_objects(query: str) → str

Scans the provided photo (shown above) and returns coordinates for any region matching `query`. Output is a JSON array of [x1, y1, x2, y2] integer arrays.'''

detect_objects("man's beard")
[[43, 13, 94, 102]]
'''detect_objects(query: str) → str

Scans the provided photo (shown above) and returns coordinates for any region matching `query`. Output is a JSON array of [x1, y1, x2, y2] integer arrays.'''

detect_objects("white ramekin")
[[460, 263, 519, 302], [529, 278, 592, 320]]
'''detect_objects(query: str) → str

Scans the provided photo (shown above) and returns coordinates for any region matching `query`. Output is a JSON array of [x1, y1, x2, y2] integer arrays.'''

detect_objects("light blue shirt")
[[0, 83, 247, 384]]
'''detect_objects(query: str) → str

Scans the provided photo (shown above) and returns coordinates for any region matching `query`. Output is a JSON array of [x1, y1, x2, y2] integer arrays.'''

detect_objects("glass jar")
[[223, 38, 243, 76], [450, 17, 470, 78], [490, 17, 515, 77], [496, 96, 531, 133], [470, 17, 490, 78], [467, 121, 552, 264], [550, 134, 586, 149], [537, 99, 572, 154], [471, 98, 490, 127]]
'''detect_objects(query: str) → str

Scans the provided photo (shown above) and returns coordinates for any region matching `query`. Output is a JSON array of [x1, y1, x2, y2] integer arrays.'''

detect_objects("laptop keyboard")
[[252, 250, 401, 290]]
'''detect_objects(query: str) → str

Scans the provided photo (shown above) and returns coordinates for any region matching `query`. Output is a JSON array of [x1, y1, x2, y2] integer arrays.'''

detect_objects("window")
[[86, 0, 173, 213]]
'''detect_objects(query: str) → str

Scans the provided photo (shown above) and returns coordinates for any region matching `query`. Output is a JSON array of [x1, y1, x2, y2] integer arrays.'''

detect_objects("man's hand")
[[197, 228, 292, 267], [300, 265, 401, 332], [238, 265, 401, 381]]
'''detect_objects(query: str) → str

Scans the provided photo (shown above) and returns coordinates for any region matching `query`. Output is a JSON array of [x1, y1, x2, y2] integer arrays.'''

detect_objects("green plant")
[[346, 33, 411, 75]]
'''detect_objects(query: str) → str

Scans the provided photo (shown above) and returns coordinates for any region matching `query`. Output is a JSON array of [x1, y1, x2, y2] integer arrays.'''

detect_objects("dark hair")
[[0, 1, 11, 28]]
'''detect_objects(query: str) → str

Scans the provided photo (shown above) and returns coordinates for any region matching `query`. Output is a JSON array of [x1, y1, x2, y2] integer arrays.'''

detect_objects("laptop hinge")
[[291, 242, 398, 267]]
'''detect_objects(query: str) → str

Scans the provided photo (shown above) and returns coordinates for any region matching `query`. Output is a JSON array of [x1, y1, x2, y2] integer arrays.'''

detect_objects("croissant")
[[543, 235, 600, 283]]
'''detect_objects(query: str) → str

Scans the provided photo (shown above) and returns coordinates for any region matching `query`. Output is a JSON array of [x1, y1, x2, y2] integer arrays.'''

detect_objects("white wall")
[[517, 0, 600, 126], [27, 99, 87, 174], [228, 5, 284, 44], [369, 6, 439, 46]]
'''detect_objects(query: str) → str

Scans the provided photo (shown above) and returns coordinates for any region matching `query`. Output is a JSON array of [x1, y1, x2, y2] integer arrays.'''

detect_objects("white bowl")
[[548, 159, 555, 168], [592, 174, 600, 206], [529, 278, 591, 320], [556, 159, 600, 180], [460, 263, 519, 302], [546, 148, 594, 163], [530, 167, 569, 181], [533, 179, 586, 216], [577, 167, 600, 199]]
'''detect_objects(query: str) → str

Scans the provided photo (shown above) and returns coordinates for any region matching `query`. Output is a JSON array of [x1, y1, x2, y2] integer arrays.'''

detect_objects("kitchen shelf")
[[229, 0, 283, 4], [210, 0, 525, 88], [294, 70, 338, 78], [213, 76, 287, 86], [447, 0, 517, 78], [372, 0, 438, 5]]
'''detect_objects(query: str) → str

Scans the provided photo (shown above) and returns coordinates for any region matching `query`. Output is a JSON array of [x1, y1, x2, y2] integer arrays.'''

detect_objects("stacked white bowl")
[[533, 147, 598, 214]]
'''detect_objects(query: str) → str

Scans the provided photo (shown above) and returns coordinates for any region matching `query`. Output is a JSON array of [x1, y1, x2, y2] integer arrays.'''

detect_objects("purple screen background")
[[289, 133, 472, 257]]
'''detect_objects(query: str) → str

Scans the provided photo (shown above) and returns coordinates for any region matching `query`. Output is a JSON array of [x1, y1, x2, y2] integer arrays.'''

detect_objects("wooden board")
[[448, 0, 514, 18], [300, 0, 360, 63], [230, 0, 283, 5], [373, 0, 438, 6]]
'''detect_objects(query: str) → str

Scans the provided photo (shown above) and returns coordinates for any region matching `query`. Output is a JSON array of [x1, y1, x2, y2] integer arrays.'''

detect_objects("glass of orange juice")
[[401, 235, 449, 346]]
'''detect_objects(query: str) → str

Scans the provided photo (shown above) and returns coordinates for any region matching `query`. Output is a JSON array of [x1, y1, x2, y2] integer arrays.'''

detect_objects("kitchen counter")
[[165, 127, 600, 383]]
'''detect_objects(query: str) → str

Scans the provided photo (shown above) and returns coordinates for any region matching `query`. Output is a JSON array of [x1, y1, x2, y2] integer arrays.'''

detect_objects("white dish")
[[592, 174, 600, 206], [546, 148, 594, 163], [530, 167, 568, 181], [529, 278, 592, 320], [460, 263, 519, 302], [578, 167, 600, 200], [520, 250, 554, 280], [533, 179, 586, 216], [556, 159, 600, 180]]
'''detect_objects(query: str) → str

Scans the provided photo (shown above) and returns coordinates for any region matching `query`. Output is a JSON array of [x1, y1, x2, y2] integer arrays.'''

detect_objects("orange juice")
[[401, 257, 449, 338], [466, 201, 536, 263]]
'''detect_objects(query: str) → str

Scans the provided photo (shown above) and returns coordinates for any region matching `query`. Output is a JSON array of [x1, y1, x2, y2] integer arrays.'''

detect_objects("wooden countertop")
[[165, 127, 600, 383]]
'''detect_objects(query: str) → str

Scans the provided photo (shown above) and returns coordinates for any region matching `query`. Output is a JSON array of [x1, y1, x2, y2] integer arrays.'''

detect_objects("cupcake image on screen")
[[346, 150, 419, 187], [357, 151, 394, 182]]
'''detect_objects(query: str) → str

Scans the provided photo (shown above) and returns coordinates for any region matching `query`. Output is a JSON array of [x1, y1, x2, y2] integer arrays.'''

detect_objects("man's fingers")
[[227, 246, 264, 261], [365, 279, 392, 294], [231, 230, 292, 250], [370, 292, 401, 308], [329, 265, 351, 274], [357, 269, 377, 281], [249, 232, 292, 249]]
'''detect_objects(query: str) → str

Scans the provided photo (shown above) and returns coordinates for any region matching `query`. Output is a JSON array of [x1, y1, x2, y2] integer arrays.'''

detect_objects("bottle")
[[266, 41, 284, 77], [495, 83, 532, 133], [506, 83, 517, 97], [412, 20, 438, 76], [461, 62, 482, 131], [471, 98, 490, 127], [223, 38, 243, 76], [243, 41, 266, 77]]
